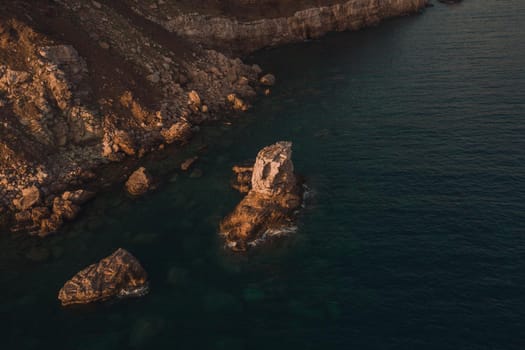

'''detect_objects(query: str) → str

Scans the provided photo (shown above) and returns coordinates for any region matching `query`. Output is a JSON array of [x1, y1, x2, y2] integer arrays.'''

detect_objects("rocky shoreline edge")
[[0, 0, 428, 237]]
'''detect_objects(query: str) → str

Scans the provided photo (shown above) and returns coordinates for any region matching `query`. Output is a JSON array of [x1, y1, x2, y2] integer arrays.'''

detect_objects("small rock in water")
[[58, 248, 149, 306], [189, 168, 203, 178], [181, 156, 198, 171], [260, 73, 276, 86], [125, 167, 152, 196]]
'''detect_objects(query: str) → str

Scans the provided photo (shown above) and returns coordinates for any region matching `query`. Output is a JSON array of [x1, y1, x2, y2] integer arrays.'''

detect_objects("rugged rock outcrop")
[[58, 248, 149, 306], [220, 141, 303, 251], [125, 167, 152, 196]]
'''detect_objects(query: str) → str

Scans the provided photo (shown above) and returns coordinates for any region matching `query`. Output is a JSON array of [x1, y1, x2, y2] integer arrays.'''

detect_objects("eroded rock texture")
[[220, 141, 303, 251], [58, 248, 149, 306]]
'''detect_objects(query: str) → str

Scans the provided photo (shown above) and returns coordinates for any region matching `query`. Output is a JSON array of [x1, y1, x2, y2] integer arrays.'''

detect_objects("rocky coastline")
[[0, 0, 428, 236]]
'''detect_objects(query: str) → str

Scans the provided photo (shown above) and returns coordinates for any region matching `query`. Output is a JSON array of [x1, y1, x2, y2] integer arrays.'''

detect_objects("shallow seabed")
[[1, 0, 525, 349]]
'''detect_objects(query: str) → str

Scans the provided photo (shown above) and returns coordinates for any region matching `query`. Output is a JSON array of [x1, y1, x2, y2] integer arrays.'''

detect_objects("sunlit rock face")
[[251, 141, 296, 196], [58, 248, 149, 306], [220, 141, 303, 251]]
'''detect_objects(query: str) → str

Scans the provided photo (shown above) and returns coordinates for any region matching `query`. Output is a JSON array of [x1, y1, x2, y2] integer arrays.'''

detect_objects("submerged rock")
[[125, 167, 152, 196], [220, 141, 303, 251], [58, 248, 149, 306], [181, 156, 198, 171], [260, 73, 276, 86]]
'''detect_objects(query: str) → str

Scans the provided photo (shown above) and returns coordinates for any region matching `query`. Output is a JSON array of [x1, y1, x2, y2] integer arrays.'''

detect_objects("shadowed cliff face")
[[0, 0, 427, 235]]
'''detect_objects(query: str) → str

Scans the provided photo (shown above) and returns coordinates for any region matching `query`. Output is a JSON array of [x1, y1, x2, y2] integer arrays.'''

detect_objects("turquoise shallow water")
[[1, 1, 525, 349]]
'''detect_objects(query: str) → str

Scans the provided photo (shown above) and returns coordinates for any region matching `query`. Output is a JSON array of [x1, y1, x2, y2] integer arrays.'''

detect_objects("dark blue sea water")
[[1, 1, 525, 349]]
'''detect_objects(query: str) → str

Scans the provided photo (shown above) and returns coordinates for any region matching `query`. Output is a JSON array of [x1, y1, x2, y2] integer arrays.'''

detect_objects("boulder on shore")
[[58, 248, 149, 306], [220, 141, 302, 251], [125, 167, 152, 196]]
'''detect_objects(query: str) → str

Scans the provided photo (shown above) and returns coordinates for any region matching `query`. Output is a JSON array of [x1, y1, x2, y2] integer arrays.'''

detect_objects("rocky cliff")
[[131, 0, 428, 54], [58, 248, 149, 306], [0, 0, 427, 235]]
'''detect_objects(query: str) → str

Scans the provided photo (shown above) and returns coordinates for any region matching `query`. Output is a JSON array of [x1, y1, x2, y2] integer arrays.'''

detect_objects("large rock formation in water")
[[220, 141, 303, 251], [0, 0, 427, 235], [58, 248, 149, 306]]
